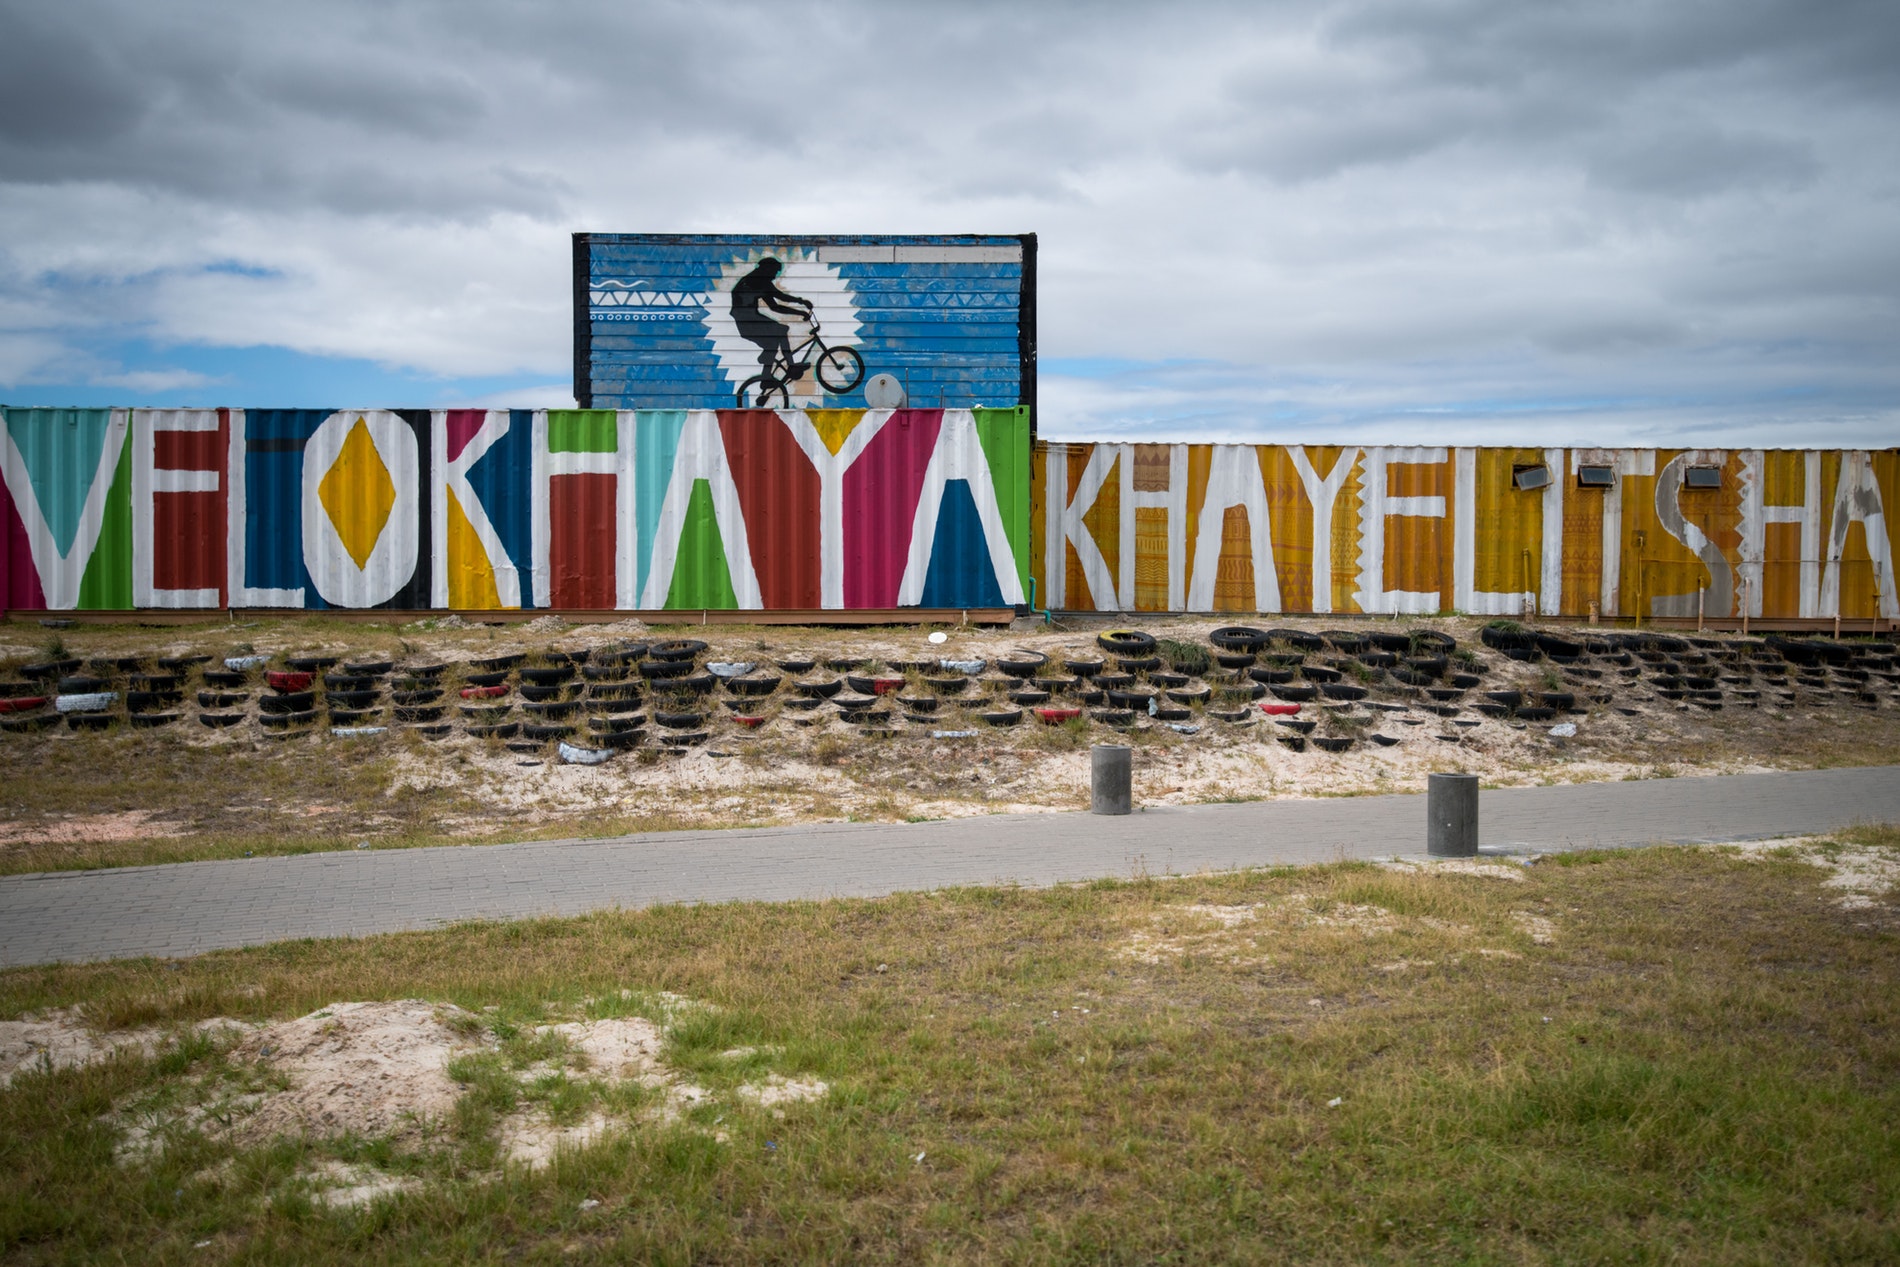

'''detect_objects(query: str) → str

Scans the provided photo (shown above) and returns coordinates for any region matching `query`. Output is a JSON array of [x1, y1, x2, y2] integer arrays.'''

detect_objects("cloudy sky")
[[2, 0, 1896, 444]]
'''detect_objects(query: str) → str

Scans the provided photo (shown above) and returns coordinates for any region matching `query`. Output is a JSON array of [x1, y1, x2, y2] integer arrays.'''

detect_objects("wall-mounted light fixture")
[[1512, 463, 1551, 491], [1684, 466, 1722, 489], [1576, 465, 1615, 488]]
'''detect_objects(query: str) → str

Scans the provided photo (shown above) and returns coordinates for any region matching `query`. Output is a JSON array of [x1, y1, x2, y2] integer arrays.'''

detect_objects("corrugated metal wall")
[[576, 234, 1032, 414], [1034, 442, 1900, 620], [1, 406, 1030, 613]]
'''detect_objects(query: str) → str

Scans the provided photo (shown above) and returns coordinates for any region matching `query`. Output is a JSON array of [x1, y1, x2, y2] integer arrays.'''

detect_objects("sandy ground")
[[0, 993, 834, 1206]]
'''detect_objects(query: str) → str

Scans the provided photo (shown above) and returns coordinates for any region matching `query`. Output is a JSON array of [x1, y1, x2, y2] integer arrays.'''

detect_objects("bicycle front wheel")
[[815, 345, 866, 394], [737, 376, 788, 409]]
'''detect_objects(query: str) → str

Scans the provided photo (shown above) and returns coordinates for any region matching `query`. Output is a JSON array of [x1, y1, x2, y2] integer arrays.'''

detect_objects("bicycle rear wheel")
[[815, 345, 865, 394], [737, 376, 788, 408]]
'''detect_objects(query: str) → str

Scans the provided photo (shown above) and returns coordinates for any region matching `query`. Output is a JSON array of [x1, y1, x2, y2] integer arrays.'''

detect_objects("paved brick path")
[[2, 766, 1896, 968]]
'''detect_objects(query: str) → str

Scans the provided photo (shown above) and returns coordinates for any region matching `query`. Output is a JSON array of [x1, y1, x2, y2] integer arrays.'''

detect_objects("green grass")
[[3, 828, 1898, 1262]]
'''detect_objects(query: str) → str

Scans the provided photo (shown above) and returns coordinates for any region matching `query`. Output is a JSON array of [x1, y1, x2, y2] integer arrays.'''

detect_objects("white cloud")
[[0, 0, 1895, 439]]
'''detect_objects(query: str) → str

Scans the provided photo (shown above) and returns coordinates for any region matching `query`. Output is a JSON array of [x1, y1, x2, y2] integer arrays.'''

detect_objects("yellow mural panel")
[[1027, 443, 1897, 619]]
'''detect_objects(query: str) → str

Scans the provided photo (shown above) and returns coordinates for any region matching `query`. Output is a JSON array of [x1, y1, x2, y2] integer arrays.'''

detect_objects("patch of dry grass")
[[2, 828, 1897, 1261]]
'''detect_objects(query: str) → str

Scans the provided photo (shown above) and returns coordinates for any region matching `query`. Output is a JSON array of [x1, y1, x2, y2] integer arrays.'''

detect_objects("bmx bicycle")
[[735, 317, 866, 407]]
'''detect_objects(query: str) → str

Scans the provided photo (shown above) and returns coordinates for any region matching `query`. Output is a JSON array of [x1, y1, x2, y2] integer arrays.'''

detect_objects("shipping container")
[[1033, 442, 1899, 620], [573, 233, 1036, 425], [1, 406, 1030, 614]]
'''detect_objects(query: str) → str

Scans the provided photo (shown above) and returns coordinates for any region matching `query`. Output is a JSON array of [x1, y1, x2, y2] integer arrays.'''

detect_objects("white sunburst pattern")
[[702, 248, 862, 406]]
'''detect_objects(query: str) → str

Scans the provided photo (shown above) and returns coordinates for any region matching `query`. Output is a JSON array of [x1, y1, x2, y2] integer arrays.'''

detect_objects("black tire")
[[1208, 626, 1270, 652], [470, 654, 525, 671], [1267, 629, 1324, 652], [649, 639, 707, 662], [995, 651, 1048, 678], [737, 376, 789, 408], [467, 722, 520, 739], [1097, 630, 1156, 656], [259, 710, 317, 729], [978, 709, 1023, 727], [394, 706, 445, 723], [815, 345, 865, 394], [1314, 736, 1354, 753], [198, 712, 245, 729], [522, 723, 575, 741], [724, 676, 782, 696], [793, 678, 844, 698], [1116, 656, 1161, 673], [1319, 682, 1367, 701], [521, 666, 576, 685], [524, 701, 581, 719], [22, 659, 81, 680], [1277, 735, 1307, 752], [392, 689, 443, 705], [58, 675, 108, 694], [465, 671, 510, 687], [344, 661, 393, 677], [260, 691, 315, 714]]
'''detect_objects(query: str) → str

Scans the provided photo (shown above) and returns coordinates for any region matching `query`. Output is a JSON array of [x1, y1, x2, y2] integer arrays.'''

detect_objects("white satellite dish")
[[864, 372, 907, 409]]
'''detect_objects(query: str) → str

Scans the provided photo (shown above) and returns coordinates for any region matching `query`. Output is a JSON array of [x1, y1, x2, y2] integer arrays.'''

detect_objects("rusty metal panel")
[[1033, 442, 1900, 619]]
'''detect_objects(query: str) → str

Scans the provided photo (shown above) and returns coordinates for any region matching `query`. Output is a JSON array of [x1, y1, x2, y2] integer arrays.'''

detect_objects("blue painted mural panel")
[[574, 233, 1035, 417]]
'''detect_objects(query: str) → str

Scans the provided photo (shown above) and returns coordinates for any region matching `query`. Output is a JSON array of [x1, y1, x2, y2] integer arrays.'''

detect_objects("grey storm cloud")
[[0, 0, 1896, 441]]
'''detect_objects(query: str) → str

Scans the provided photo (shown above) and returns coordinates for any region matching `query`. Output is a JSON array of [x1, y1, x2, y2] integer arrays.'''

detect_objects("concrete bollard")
[[1426, 772, 1479, 857], [1091, 743, 1132, 815]]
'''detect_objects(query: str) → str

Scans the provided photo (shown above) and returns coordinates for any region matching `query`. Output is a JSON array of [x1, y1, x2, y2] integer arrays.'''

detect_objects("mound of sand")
[[233, 999, 487, 1142]]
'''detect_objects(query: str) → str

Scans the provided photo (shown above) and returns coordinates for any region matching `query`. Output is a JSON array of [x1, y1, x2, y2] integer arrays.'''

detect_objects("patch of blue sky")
[[1, 337, 573, 409]]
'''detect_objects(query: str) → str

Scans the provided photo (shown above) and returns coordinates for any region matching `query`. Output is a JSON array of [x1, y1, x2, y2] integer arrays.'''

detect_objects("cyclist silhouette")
[[730, 257, 814, 385]]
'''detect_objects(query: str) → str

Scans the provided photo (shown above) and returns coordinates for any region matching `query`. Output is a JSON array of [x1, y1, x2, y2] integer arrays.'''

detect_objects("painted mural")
[[1035, 444, 1900, 621], [0, 407, 1030, 612], [576, 234, 1033, 412]]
